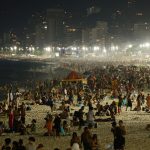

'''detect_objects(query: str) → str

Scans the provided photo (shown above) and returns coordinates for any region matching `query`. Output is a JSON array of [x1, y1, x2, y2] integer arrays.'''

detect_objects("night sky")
[[0, 0, 149, 34]]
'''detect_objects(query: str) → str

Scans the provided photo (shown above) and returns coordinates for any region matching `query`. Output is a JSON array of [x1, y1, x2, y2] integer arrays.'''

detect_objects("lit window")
[[136, 13, 143, 16]]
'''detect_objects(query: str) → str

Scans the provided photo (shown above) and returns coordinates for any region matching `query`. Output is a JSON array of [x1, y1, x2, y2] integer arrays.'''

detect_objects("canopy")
[[62, 71, 87, 84]]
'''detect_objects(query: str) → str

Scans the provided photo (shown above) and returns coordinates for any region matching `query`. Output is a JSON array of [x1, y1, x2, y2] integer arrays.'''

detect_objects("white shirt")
[[26, 142, 36, 150], [87, 110, 94, 121], [72, 143, 80, 150], [64, 89, 67, 95]]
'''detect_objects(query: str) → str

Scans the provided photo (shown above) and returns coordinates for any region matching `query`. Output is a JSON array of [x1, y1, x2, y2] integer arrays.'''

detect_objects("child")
[[27, 119, 36, 134], [60, 123, 65, 136], [44, 115, 53, 136]]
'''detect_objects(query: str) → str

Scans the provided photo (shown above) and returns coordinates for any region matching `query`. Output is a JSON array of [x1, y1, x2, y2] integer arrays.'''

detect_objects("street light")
[[14, 46, 17, 50], [145, 43, 150, 48], [45, 47, 51, 52], [103, 47, 107, 53], [93, 46, 100, 51], [128, 44, 133, 48]]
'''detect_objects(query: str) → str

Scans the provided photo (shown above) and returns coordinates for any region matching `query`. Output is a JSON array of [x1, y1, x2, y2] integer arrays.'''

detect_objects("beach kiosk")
[[62, 71, 87, 84]]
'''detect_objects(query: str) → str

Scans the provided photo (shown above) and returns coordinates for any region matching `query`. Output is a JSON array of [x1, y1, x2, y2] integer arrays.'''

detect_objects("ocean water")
[[0, 59, 56, 100], [0, 59, 55, 85], [0, 59, 71, 85], [0, 59, 71, 100]]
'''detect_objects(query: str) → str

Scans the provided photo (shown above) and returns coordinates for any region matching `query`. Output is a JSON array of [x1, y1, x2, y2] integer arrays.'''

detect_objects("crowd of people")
[[1, 136, 63, 150], [0, 62, 150, 150]]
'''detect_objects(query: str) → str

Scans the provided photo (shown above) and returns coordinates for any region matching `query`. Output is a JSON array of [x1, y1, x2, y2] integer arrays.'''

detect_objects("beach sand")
[[0, 102, 150, 150]]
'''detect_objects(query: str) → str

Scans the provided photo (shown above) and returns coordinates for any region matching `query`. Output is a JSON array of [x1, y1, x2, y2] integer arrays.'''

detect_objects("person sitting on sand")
[[19, 121, 27, 135], [96, 102, 104, 116], [145, 124, 150, 130], [103, 102, 110, 116], [18, 139, 26, 150], [36, 144, 44, 150], [58, 102, 65, 110], [25, 136, 36, 150], [0, 121, 5, 135], [12, 141, 19, 150], [27, 119, 37, 134], [1, 138, 11, 150]]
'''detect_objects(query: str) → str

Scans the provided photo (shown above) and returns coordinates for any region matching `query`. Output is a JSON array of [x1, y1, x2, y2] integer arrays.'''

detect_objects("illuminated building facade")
[[47, 9, 64, 46]]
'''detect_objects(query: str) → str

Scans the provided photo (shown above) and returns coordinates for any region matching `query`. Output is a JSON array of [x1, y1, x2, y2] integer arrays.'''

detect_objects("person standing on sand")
[[20, 102, 26, 124], [47, 96, 54, 112], [118, 94, 122, 114], [9, 108, 14, 132], [71, 143, 80, 150], [70, 132, 81, 148], [136, 93, 142, 111], [7, 89, 13, 107], [146, 94, 150, 111], [114, 127, 125, 150], [126, 93, 132, 111], [91, 134, 100, 150], [81, 127, 92, 150], [78, 106, 84, 130], [54, 114, 61, 137], [16, 94, 20, 109], [64, 88, 68, 100], [44, 115, 53, 136], [111, 121, 117, 137], [87, 107, 95, 127], [118, 120, 126, 136]]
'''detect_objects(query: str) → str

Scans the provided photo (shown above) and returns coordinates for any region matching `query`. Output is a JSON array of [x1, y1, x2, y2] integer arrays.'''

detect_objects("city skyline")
[[0, 0, 150, 48], [0, 0, 150, 33]]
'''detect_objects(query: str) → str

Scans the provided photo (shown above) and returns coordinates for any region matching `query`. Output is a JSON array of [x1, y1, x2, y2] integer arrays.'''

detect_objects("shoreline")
[[1, 54, 150, 64]]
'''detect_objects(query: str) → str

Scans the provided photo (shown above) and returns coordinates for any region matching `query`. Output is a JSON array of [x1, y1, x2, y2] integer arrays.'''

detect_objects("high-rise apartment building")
[[64, 11, 83, 46], [47, 9, 64, 45], [82, 21, 108, 46], [134, 22, 150, 41]]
